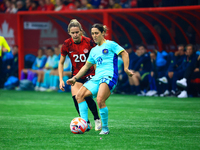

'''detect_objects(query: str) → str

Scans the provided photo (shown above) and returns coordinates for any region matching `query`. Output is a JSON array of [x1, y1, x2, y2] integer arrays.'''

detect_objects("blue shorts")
[[83, 77, 117, 97]]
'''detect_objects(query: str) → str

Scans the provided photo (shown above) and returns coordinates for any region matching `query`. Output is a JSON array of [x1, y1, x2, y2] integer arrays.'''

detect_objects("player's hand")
[[168, 72, 174, 78], [66, 77, 76, 86], [59, 80, 65, 91], [125, 69, 134, 77], [2, 47, 8, 52]]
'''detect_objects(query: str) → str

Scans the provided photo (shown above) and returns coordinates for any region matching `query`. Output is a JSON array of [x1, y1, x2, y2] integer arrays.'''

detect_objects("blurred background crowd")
[[0, 0, 200, 13], [0, 0, 200, 98], [1, 42, 200, 98]]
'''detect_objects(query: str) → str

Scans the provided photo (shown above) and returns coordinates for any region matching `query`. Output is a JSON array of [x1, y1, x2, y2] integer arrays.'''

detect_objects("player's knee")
[[76, 92, 85, 103], [96, 97, 103, 108]]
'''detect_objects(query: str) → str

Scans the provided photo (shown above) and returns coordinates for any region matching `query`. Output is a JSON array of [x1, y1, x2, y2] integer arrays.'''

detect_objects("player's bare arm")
[[120, 50, 134, 77], [67, 61, 93, 86], [59, 55, 66, 91]]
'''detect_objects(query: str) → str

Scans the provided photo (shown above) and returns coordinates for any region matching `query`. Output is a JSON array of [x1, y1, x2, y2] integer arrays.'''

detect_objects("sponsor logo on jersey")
[[102, 49, 108, 54], [83, 49, 89, 53]]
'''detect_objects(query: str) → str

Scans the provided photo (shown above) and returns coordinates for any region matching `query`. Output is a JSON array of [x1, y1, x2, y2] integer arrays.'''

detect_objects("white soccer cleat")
[[176, 78, 187, 88], [160, 90, 170, 97], [99, 130, 110, 135], [137, 91, 145, 96], [39, 87, 47, 92], [95, 119, 102, 131], [158, 77, 168, 84], [146, 90, 157, 96], [177, 90, 188, 98], [34, 86, 40, 91]]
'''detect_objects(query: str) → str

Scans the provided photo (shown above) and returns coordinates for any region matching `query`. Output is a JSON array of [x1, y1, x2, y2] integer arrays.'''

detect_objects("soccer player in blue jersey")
[[67, 23, 133, 134]]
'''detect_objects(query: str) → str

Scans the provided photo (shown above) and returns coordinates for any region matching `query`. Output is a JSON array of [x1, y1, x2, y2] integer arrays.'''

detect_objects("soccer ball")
[[70, 117, 88, 134]]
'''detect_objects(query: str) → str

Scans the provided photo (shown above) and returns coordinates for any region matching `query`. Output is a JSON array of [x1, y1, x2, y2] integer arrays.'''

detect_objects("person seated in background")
[[176, 55, 200, 98], [20, 48, 47, 83], [1, 52, 13, 88], [0, 35, 11, 88], [54, 0, 65, 11], [113, 55, 124, 94], [25, 0, 32, 10], [1, 45, 18, 89], [45, 0, 55, 10], [48, 55, 72, 92], [158, 44, 186, 96], [16, 0, 27, 11], [35, 47, 59, 91], [37, 0, 47, 10], [160, 44, 197, 97], [128, 44, 151, 95], [115, 43, 141, 94], [108, 0, 121, 8], [46, 44, 71, 91], [98, 0, 109, 9], [90, 0, 101, 8], [5, 45, 18, 78], [5, 0, 17, 13], [145, 49, 167, 96], [77, 0, 93, 10]]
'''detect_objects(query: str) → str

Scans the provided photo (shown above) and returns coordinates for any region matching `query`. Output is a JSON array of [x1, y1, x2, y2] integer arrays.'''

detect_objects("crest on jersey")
[[102, 49, 108, 54], [83, 49, 89, 53]]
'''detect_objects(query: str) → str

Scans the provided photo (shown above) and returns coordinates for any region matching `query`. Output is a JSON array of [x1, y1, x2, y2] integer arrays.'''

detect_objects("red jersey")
[[61, 36, 96, 79]]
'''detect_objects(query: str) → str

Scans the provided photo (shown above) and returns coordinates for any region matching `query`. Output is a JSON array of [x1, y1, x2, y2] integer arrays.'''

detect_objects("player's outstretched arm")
[[67, 62, 93, 86], [120, 50, 134, 77], [58, 55, 66, 91]]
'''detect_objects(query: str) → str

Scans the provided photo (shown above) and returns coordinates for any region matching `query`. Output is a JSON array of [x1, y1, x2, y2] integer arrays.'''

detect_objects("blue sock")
[[36, 82, 40, 87], [54, 76, 59, 88], [100, 107, 109, 131], [50, 75, 54, 88], [78, 101, 88, 122]]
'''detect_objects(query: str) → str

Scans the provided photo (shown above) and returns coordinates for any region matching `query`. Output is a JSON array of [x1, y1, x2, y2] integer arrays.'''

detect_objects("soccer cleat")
[[137, 91, 145, 96], [176, 78, 187, 88], [177, 90, 188, 98], [146, 90, 157, 96], [34, 86, 40, 91], [169, 90, 176, 97], [160, 90, 169, 97], [86, 122, 92, 132], [99, 130, 110, 135], [95, 119, 102, 131], [158, 77, 168, 84], [39, 87, 47, 92], [46, 88, 53, 92]]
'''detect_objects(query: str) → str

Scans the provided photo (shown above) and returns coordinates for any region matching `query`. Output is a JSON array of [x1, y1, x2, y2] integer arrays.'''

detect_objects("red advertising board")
[[0, 14, 70, 55], [0, 14, 18, 49], [22, 15, 69, 55]]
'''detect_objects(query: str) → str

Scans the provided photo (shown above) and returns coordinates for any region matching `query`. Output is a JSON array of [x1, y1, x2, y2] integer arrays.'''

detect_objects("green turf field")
[[0, 90, 200, 150]]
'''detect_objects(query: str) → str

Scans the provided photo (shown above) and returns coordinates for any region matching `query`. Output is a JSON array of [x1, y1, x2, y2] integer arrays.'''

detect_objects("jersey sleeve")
[[2, 37, 10, 52], [87, 49, 95, 64], [31, 59, 38, 70], [61, 41, 68, 56], [40, 55, 47, 68], [110, 41, 124, 55]]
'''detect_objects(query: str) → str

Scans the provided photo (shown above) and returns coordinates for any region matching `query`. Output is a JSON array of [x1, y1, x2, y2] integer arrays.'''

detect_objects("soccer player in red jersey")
[[58, 19, 101, 131]]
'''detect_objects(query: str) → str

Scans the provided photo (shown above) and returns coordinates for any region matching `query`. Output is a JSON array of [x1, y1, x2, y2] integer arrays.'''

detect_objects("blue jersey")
[[87, 40, 124, 82], [45, 54, 59, 69], [64, 56, 72, 72], [32, 55, 47, 70]]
